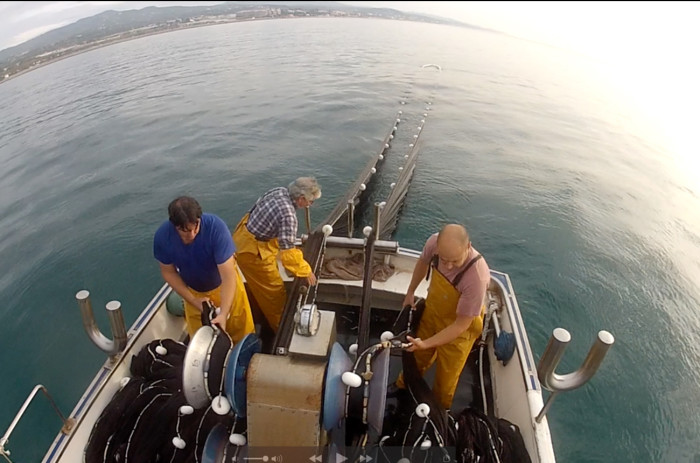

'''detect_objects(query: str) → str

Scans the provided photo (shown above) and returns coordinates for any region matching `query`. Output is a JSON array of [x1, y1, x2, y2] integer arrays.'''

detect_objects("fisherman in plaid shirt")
[[233, 177, 321, 331]]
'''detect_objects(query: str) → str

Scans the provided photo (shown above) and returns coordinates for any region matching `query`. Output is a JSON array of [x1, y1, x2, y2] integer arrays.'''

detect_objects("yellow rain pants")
[[396, 269, 485, 410], [232, 213, 312, 331], [183, 271, 255, 344]]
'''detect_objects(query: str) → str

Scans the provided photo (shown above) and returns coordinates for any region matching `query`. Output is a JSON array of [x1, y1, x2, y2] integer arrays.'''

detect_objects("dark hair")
[[168, 196, 202, 228]]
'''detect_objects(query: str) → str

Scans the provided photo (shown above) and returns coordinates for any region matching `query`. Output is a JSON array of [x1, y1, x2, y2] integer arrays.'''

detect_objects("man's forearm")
[[422, 316, 474, 349], [161, 268, 196, 306], [218, 258, 238, 318], [407, 259, 430, 294]]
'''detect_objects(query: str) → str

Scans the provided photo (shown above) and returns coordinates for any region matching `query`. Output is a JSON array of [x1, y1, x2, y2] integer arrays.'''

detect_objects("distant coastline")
[[1, 16, 276, 85], [0, 5, 468, 86]]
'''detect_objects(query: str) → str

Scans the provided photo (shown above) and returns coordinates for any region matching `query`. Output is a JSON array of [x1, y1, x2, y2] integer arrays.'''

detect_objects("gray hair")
[[288, 177, 322, 201]]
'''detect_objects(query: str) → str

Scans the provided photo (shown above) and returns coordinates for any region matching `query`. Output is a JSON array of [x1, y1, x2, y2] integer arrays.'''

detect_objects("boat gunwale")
[[41, 283, 172, 463]]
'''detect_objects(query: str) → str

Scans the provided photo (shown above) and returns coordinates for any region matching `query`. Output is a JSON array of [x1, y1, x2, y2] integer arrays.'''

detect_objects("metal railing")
[[0, 385, 75, 462]]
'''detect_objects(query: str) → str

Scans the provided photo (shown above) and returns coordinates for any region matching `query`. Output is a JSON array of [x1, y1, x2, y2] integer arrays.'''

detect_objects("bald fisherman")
[[393, 224, 491, 410]]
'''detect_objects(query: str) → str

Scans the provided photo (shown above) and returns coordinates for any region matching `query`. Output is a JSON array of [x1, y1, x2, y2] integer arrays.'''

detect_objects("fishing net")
[[85, 339, 232, 463]]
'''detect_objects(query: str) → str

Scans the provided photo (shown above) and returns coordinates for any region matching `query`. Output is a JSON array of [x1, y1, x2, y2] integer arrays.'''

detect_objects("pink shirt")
[[420, 233, 491, 318]]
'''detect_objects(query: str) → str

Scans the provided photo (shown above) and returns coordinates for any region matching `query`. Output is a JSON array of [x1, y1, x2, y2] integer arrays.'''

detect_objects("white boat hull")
[[39, 241, 556, 463]]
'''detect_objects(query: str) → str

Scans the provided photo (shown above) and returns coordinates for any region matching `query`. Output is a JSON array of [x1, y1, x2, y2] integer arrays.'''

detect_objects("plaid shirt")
[[246, 187, 298, 250]]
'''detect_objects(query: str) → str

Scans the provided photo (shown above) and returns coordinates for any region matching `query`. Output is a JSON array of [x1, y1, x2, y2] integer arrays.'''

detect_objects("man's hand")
[[192, 296, 210, 312], [210, 310, 228, 331], [404, 335, 425, 352], [306, 272, 317, 286], [402, 292, 416, 309]]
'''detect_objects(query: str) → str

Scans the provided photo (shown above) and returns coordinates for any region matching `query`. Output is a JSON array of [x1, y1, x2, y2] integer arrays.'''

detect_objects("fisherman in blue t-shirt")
[[153, 196, 254, 342]]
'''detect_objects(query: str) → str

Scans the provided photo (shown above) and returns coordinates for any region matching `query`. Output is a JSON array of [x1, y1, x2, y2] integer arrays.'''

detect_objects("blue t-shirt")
[[153, 213, 235, 292]]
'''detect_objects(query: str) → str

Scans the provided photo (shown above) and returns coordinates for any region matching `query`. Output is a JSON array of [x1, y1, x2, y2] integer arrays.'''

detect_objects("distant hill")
[[0, 1, 495, 80]]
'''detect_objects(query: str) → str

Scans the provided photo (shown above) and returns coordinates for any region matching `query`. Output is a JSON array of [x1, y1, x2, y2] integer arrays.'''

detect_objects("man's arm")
[[211, 256, 237, 329], [159, 263, 207, 309], [277, 209, 316, 285], [279, 248, 316, 285], [406, 314, 474, 352], [402, 258, 430, 308]]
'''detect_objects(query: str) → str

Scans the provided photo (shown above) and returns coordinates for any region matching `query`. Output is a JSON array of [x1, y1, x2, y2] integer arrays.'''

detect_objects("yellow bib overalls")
[[397, 258, 485, 410], [183, 270, 255, 344], [232, 213, 312, 331]]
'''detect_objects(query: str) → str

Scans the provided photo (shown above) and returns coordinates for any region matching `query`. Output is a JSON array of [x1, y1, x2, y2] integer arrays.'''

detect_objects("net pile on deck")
[[84, 339, 238, 463]]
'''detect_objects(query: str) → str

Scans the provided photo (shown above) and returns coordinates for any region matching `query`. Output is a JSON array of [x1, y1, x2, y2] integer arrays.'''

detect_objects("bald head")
[[438, 224, 469, 245], [436, 224, 471, 270]]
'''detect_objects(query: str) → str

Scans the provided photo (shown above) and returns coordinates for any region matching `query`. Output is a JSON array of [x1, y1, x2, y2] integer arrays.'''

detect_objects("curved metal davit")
[[535, 328, 615, 422], [76, 290, 128, 359]]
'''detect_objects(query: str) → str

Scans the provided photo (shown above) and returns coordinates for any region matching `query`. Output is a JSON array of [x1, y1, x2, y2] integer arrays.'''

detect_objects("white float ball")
[[378, 154, 384, 160], [349, 343, 358, 355], [380, 331, 394, 342], [229, 433, 247, 446], [359, 183, 366, 191], [322, 224, 333, 236], [155, 345, 167, 355], [420, 437, 432, 450], [179, 405, 194, 415], [416, 403, 430, 418], [362, 226, 373, 237], [342, 371, 362, 388], [211, 395, 231, 415], [371, 167, 376, 174], [172, 437, 186, 449]]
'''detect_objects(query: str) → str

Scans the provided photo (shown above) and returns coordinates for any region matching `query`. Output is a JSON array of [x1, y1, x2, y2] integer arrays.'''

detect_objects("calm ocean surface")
[[1, 18, 699, 462]]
